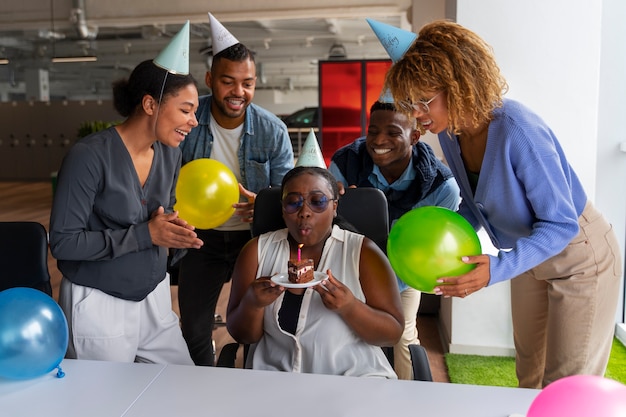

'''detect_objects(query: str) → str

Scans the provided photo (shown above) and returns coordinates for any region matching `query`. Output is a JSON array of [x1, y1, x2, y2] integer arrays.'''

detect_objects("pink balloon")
[[527, 375, 626, 417]]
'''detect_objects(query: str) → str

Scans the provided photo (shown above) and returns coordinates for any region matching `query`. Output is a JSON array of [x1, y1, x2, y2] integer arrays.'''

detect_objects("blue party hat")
[[153, 21, 190, 75], [378, 87, 394, 103], [296, 129, 326, 168], [366, 18, 416, 63]]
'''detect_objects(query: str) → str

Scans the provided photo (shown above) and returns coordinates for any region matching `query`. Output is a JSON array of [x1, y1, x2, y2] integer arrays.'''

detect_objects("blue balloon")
[[0, 287, 69, 380]]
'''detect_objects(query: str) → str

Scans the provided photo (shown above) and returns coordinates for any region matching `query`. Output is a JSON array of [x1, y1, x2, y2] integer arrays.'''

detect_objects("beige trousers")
[[394, 287, 421, 380], [510, 202, 622, 388]]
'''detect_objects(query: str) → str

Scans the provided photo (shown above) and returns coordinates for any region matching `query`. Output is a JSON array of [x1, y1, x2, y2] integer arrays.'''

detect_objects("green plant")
[[77, 120, 116, 138]]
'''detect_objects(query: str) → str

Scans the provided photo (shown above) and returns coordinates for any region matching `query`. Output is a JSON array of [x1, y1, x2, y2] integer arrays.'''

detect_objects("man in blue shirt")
[[176, 20, 293, 366], [329, 99, 459, 379]]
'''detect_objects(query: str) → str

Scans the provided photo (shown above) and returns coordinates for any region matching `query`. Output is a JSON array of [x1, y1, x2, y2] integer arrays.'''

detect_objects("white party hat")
[[153, 20, 190, 75], [366, 18, 417, 63], [295, 129, 326, 168], [208, 13, 240, 55]]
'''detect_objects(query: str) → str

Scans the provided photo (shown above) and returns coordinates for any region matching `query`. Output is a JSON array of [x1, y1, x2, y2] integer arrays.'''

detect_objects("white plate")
[[270, 271, 328, 288]]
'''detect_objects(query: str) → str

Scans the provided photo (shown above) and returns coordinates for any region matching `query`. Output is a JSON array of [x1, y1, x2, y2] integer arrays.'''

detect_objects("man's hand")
[[234, 183, 256, 223]]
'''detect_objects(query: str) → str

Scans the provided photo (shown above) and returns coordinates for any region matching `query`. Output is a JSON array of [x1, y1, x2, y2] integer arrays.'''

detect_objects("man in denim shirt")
[[177, 27, 293, 366]]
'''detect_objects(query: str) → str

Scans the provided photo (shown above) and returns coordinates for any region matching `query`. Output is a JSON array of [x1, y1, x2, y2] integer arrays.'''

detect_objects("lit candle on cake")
[[288, 244, 314, 284]]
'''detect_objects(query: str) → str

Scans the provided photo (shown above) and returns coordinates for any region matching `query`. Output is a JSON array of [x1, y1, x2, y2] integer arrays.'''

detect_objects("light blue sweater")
[[438, 99, 587, 285]]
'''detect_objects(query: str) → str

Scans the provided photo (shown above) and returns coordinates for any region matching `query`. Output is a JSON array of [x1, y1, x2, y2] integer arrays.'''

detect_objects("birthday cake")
[[287, 258, 314, 284]]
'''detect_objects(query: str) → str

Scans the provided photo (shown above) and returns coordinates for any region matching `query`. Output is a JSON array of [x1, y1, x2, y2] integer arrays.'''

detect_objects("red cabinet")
[[318, 59, 392, 167]]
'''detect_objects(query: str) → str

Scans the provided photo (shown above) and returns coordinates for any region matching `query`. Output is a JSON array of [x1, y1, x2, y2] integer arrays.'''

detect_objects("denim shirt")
[[180, 96, 294, 193]]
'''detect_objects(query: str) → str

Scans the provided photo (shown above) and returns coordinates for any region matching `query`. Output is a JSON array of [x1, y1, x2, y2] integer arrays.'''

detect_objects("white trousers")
[[394, 287, 421, 380], [59, 274, 193, 365]]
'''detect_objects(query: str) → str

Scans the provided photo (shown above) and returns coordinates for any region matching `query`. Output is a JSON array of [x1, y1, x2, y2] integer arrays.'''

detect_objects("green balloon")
[[387, 206, 482, 293]]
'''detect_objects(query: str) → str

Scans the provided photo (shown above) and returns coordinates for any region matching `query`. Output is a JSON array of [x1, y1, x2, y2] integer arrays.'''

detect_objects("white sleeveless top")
[[249, 225, 397, 378]]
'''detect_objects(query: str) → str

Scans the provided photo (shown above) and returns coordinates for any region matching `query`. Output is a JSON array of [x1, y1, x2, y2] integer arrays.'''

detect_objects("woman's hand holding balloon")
[[433, 255, 491, 298]]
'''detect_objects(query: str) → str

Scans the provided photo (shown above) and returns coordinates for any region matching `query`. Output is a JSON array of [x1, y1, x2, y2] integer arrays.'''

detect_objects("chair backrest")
[[252, 187, 389, 251], [251, 187, 285, 237], [409, 344, 434, 382], [335, 187, 389, 251], [0, 221, 53, 296]]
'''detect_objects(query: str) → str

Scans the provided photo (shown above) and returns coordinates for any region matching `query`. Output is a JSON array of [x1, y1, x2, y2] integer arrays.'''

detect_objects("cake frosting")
[[287, 259, 314, 283]]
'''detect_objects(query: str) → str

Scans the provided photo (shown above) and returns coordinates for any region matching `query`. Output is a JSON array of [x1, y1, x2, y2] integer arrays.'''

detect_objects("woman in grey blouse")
[[50, 59, 203, 364]]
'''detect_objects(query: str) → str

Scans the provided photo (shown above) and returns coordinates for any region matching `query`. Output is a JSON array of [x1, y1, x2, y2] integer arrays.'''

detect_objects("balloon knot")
[[56, 365, 65, 378]]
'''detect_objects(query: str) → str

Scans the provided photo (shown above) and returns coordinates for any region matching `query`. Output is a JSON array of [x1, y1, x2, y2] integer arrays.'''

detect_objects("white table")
[[0, 359, 165, 417], [0, 359, 539, 417]]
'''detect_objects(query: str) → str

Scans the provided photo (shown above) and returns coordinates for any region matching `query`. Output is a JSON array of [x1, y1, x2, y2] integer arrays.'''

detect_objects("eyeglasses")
[[282, 191, 335, 214], [397, 92, 442, 114]]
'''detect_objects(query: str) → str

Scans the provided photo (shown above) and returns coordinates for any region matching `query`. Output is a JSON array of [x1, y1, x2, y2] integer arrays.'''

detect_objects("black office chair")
[[251, 186, 389, 251], [0, 221, 53, 296], [250, 187, 286, 238], [216, 342, 241, 367], [409, 344, 434, 382], [335, 187, 389, 252]]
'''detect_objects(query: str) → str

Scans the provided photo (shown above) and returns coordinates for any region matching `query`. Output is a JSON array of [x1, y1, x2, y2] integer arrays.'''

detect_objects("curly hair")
[[385, 20, 508, 136]]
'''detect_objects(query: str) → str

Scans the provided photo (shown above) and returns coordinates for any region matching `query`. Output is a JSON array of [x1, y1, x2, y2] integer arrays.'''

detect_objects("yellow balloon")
[[174, 159, 239, 229]]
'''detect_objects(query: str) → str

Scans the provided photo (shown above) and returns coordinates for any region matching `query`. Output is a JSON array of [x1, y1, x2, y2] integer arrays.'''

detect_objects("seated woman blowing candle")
[[226, 166, 403, 378]]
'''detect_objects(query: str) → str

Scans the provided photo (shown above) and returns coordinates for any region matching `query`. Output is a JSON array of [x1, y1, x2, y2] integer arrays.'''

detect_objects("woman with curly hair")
[[385, 20, 621, 388]]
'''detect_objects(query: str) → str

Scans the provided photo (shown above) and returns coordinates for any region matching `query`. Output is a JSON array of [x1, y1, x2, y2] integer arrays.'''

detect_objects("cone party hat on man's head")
[[296, 129, 326, 168], [208, 13, 240, 55], [153, 20, 190, 75], [378, 87, 394, 104], [366, 18, 416, 63]]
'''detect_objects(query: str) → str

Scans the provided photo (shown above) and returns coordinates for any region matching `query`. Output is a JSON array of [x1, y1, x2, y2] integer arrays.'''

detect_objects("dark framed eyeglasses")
[[282, 191, 335, 214]]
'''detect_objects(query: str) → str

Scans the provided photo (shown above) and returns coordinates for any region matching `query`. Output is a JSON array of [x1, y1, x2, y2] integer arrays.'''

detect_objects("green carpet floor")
[[445, 337, 626, 387]]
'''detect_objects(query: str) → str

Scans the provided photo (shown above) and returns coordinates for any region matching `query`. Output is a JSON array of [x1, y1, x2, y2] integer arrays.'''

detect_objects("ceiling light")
[[328, 43, 347, 60], [0, 59, 9, 65], [38, 29, 66, 40], [52, 56, 98, 63]]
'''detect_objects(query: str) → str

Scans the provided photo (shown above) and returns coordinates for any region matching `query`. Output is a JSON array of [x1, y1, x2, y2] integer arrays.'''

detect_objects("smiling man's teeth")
[[175, 129, 188, 136], [373, 148, 391, 155]]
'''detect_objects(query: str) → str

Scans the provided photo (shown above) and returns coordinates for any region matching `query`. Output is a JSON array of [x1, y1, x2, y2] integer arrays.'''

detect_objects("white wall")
[[598, 0, 626, 345], [440, 230, 515, 356], [433, 0, 626, 355]]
